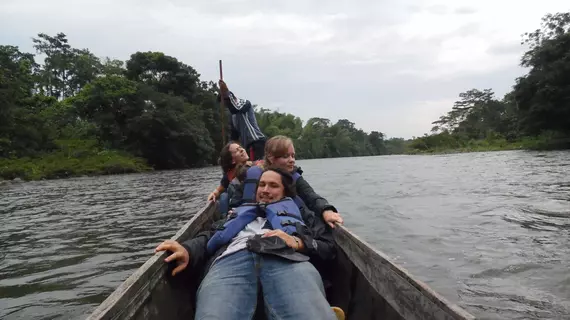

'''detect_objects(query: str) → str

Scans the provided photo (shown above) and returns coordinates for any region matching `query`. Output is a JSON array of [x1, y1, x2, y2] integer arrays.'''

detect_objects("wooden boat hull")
[[88, 203, 475, 320]]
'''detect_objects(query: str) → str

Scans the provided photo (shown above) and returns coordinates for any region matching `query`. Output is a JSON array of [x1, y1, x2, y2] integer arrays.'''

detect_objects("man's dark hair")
[[263, 166, 297, 198]]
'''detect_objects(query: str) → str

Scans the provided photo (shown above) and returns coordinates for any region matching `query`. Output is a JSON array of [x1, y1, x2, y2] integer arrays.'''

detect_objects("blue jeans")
[[218, 192, 229, 218], [195, 250, 336, 320]]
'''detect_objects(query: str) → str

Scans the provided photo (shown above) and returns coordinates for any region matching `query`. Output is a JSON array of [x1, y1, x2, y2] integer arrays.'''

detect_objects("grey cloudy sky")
[[1, 0, 568, 138]]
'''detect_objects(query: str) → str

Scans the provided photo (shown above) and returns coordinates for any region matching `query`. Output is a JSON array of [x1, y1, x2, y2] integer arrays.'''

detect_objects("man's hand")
[[218, 80, 229, 94], [155, 240, 190, 276], [323, 210, 343, 228], [263, 230, 304, 251]]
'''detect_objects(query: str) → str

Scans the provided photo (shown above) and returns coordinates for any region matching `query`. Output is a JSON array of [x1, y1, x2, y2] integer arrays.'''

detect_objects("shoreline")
[[0, 150, 152, 182], [406, 136, 570, 155], [3, 143, 569, 182], [405, 145, 524, 155]]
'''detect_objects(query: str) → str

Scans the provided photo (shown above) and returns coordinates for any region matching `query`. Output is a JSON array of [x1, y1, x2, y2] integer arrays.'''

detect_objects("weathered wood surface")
[[332, 226, 476, 320], [86, 202, 218, 320], [327, 244, 404, 320]]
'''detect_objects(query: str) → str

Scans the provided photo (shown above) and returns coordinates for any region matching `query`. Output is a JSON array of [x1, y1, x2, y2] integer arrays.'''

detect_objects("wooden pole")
[[219, 60, 226, 146]]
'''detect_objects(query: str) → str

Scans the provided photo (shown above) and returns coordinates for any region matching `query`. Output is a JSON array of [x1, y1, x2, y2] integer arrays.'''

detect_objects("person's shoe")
[[331, 307, 345, 320]]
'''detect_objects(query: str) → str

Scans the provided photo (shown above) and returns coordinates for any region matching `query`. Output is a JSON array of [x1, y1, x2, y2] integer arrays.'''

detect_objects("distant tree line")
[[408, 12, 570, 152], [255, 109, 405, 159], [0, 33, 399, 180]]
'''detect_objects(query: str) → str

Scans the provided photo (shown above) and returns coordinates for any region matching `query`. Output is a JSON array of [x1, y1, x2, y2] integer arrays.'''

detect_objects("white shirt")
[[214, 217, 270, 263]]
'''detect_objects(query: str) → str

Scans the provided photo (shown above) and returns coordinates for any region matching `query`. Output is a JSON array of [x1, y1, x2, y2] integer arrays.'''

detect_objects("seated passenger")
[[207, 142, 263, 202], [240, 135, 344, 228], [226, 163, 251, 208], [155, 167, 337, 320], [266, 136, 344, 227]]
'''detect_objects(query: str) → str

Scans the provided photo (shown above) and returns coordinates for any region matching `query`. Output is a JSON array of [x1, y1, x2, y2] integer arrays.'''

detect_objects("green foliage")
[[256, 108, 303, 139], [385, 138, 406, 154], [0, 140, 150, 181], [2, 32, 395, 180], [408, 11, 570, 154], [125, 51, 201, 102], [515, 12, 570, 135], [33, 32, 102, 98], [255, 109, 391, 159]]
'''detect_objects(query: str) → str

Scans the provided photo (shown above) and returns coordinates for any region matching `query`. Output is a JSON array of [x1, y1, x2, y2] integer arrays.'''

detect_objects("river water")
[[1, 150, 569, 319]]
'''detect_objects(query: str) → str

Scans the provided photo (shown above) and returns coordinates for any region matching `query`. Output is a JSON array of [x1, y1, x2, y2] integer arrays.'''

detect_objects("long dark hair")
[[219, 142, 238, 173], [262, 166, 297, 198]]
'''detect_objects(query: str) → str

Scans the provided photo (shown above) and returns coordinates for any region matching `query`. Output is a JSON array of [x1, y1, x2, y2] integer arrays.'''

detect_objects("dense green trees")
[[255, 108, 392, 159], [1, 33, 393, 180], [515, 12, 570, 136], [408, 11, 570, 153]]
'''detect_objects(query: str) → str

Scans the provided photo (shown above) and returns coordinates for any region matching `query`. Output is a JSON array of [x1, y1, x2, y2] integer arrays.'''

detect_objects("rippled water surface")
[[1, 151, 569, 319]]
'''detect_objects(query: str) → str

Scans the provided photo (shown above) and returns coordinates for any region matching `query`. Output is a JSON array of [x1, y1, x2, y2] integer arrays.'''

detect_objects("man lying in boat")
[[155, 167, 338, 320]]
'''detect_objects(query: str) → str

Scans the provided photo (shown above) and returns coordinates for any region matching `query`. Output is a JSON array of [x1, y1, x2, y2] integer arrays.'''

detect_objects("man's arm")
[[230, 116, 240, 142], [296, 211, 336, 262], [177, 218, 224, 275], [219, 80, 251, 114]]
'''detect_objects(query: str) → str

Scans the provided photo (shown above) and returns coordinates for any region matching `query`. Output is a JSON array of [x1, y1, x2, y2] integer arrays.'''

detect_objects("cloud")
[[488, 42, 525, 56], [0, 0, 568, 138], [455, 7, 478, 15]]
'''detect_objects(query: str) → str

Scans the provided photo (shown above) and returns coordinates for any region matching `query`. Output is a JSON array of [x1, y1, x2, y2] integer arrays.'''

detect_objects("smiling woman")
[[263, 135, 344, 228], [207, 142, 250, 201]]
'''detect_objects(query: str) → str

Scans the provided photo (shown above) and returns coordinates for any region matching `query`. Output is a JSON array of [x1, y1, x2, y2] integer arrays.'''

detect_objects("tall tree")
[[0, 45, 54, 157], [515, 12, 570, 135], [33, 32, 101, 99], [72, 75, 214, 168], [125, 51, 200, 103]]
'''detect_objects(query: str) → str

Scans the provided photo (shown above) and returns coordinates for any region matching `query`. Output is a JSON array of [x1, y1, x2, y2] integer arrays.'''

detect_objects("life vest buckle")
[[281, 220, 296, 227]]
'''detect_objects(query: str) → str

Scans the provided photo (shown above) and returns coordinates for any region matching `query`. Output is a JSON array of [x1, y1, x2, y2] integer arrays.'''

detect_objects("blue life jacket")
[[242, 167, 304, 206], [206, 197, 305, 255], [241, 165, 264, 203]]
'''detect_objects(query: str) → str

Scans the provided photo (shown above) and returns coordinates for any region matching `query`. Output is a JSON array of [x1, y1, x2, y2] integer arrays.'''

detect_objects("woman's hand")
[[207, 190, 219, 202], [155, 240, 190, 276], [263, 230, 304, 251], [323, 210, 343, 228]]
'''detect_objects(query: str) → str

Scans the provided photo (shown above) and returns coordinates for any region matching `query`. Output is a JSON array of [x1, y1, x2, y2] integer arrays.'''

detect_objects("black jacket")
[[179, 202, 336, 282], [223, 91, 265, 149]]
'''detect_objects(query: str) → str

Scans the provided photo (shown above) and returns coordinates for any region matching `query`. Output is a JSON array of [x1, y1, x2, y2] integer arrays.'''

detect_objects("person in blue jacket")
[[155, 167, 336, 320]]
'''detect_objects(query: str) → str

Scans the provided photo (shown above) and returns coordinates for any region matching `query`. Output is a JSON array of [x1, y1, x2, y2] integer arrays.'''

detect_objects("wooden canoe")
[[87, 202, 475, 320]]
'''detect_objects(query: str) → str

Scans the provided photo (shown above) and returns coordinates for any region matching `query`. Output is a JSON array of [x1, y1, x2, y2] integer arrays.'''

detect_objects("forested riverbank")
[[1, 33, 404, 181], [2, 11, 569, 181]]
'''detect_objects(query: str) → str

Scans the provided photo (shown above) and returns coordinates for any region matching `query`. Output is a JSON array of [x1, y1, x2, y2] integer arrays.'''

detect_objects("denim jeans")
[[195, 250, 336, 320]]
